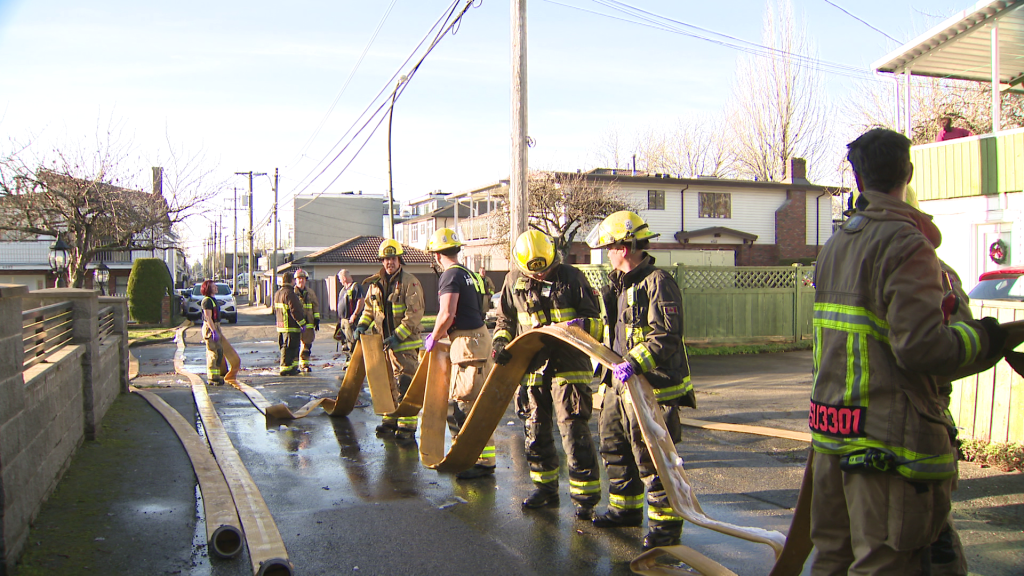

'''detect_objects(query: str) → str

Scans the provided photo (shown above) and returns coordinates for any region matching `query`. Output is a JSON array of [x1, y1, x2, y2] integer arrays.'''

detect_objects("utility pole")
[[235, 171, 266, 306], [386, 76, 406, 240], [272, 168, 279, 295], [232, 187, 238, 293], [510, 0, 529, 248]]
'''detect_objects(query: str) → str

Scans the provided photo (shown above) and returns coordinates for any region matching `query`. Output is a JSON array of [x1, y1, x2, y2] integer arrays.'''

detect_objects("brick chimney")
[[152, 167, 163, 195], [784, 158, 808, 184]]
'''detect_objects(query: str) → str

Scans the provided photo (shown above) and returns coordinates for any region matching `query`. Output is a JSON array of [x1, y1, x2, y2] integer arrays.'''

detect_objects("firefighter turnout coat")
[[493, 264, 604, 505], [274, 282, 307, 334], [811, 189, 997, 481], [295, 285, 321, 342], [357, 268, 424, 354], [603, 254, 695, 408]]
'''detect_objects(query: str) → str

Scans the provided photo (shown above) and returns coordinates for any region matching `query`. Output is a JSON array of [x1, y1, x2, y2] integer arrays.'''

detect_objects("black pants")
[[598, 381, 683, 533], [515, 351, 600, 507], [279, 332, 301, 374]]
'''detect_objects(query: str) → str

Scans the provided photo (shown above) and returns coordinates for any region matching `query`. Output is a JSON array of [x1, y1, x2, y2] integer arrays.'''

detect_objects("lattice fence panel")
[[679, 267, 799, 289]]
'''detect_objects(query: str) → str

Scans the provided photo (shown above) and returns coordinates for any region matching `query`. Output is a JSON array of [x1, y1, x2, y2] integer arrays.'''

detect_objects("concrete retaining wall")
[[0, 286, 129, 575]]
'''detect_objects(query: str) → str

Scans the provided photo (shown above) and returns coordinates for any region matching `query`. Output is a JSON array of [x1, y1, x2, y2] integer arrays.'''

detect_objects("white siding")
[[683, 187, 786, 244], [621, 184, 682, 239], [805, 193, 835, 246]]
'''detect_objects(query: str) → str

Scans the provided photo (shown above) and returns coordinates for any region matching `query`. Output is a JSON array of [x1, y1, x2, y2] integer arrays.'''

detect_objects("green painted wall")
[[911, 127, 1024, 200]]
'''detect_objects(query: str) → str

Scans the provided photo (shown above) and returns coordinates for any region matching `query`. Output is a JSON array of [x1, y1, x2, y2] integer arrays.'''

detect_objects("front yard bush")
[[127, 258, 174, 324]]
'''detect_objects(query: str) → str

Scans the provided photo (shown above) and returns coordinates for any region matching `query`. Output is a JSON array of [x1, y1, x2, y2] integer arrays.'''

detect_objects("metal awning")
[[873, 0, 1024, 91]]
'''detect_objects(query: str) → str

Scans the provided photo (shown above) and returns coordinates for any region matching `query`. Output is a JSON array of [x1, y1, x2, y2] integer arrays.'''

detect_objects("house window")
[[648, 190, 665, 211], [411, 225, 418, 243], [698, 192, 731, 219]]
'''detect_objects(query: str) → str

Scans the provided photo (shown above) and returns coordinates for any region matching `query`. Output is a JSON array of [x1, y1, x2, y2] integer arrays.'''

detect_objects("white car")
[[186, 282, 237, 323]]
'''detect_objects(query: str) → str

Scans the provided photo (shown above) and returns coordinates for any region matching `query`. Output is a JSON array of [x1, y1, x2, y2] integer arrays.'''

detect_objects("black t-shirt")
[[202, 296, 219, 323], [438, 265, 484, 331]]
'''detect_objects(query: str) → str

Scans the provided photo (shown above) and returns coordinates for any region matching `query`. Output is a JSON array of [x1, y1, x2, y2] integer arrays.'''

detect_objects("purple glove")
[[211, 330, 219, 342], [300, 324, 306, 333], [566, 318, 585, 329], [423, 333, 436, 352], [612, 361, 634, 383]]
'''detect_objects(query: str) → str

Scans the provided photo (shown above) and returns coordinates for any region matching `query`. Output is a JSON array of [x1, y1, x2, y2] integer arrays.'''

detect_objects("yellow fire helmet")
[[425, 228, 463, 253], [513, 230, 558, 275], [586, 210, 659, 249], [378, 238, 404, 258], [294, 268, 309, 279]]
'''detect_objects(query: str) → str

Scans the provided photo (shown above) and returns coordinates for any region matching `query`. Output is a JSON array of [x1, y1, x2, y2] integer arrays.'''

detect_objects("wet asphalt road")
[[14, 305, 1022, 575]]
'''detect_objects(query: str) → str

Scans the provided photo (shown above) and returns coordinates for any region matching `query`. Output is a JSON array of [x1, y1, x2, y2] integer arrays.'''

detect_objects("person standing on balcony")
[[586, 210, 695, 550], [423, 228, 495, 480], [293, 269, 321, 372], [491, 230, 604, 519], [935, 116, 973, 142]]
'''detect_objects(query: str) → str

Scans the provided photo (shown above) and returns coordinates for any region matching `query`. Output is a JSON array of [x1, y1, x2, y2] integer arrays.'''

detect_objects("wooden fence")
[[949, 300, 1024, 444], [576, 265, 815, 346]]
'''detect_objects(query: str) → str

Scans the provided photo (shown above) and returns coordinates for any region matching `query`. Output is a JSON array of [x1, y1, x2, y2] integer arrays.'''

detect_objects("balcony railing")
[[911, 126, 1024, 201]]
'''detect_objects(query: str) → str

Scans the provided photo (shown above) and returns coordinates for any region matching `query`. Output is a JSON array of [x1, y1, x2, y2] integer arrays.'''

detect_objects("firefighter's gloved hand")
[[210, 330, 219, 342], [565, 318, 585, 329], [383, 334, 400, 349], [612, 361, 634, 383], [354, 325, 368, 337], [314, 319, 320, 331], [492, 337, 512, 365], [423, 333, 436, 352], [300, 324, 306, 333], [979, 317, 1008, 359]]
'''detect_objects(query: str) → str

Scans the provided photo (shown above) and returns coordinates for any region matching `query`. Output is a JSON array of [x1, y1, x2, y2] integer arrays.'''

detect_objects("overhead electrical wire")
[[291, 0, 399, 164], [287, 0, 472, 206], [821, 0, 900, 44]]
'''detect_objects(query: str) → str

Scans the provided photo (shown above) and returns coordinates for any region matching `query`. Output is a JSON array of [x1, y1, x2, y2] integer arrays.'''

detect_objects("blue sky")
[[0, 0, 964, 253]]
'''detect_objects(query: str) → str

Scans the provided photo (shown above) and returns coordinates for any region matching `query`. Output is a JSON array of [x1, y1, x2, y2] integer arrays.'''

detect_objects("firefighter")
[[273, 271, 307, 376], [293, 269, 321, 372], [422, 228, 494, 480], [200, 279, 228, 385], [491, 230, 603, 518], [586, 210, 696, 550], [353, 239, 424, 441], [810, 129, 1007, 573]]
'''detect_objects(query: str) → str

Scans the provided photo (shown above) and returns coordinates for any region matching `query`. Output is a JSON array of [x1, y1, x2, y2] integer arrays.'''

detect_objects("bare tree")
[[634, 115, 734, 177], [488, 171, 639, 261], [591, 126, 632, 170], [0, 119, 220, 287], [725, 0, 833, 182]]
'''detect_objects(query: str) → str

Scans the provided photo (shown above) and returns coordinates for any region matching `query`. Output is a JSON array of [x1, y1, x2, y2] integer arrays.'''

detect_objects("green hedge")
[[127, 258, 174, 324]]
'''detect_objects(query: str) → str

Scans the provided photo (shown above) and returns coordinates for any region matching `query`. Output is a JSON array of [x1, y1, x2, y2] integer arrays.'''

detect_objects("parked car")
[[484, 291, 502, 328], [185, 282, 238, 323], [968, 267, 1024, 302]]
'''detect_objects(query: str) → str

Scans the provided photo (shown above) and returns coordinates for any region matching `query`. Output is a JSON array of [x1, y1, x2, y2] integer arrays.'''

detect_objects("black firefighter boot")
[[592, 508, 643, 528], [397, 374, 413, 398], [643, 523, 683, 550], [522, 484, 559, 509]]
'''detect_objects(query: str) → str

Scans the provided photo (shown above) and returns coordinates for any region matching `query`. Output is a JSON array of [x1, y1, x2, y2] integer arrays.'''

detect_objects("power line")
[[821, 0, 900, 43], [291, 0, 479, 211], [542, 0, 883, 82], [291, 0, 399, 164], [287, 1, 462, 200]]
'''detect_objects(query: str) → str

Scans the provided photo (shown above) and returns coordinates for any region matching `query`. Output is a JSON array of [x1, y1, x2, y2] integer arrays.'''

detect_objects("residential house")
[[394, 192, 451, 249], [288, 192, 388, 255], [0, 167, 184, 294], [447, 160, 840, 271]]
